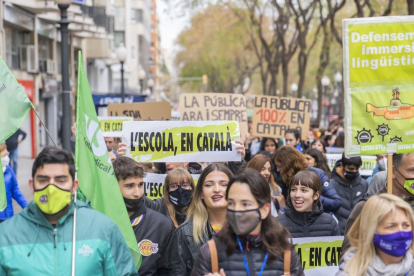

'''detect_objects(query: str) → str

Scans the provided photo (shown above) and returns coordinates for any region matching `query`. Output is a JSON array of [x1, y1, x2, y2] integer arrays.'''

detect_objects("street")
[[12, 157, 34, 214]]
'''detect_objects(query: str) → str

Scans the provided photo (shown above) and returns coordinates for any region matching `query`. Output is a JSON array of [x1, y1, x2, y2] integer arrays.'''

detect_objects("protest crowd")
[[2, 11, 414, 276]]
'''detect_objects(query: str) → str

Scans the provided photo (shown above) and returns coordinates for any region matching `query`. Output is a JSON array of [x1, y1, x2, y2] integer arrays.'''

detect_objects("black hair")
[[259, 137, 279, 153], [305, 148, 331, 177], [285, 129, 301, 141], [218, 169, 293, 262], [112, 156, 145, 181], [341, 153, 362, 169], [32, 146, 76, 181]]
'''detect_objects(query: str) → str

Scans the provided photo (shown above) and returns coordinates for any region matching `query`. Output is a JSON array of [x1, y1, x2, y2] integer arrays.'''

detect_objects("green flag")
[[75, 52, 141, 268], [0, 56, 33, 211]]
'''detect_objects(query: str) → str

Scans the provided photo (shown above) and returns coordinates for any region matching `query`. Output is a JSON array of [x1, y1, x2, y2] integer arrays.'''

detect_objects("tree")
[[175, 5, 258, 93]]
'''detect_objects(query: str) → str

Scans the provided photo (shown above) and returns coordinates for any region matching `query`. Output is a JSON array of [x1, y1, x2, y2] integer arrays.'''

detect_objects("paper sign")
[[122, 121, 241, 162], [143, 173, 200, 200], [179, 93, 248, 139], [343, 17, 414, 156], [326, 154, 377, 176], [251, 95, 311, 140], [98, 116, 132, 137], [293, 236, 343, 275], [107, 101, 171, 121]]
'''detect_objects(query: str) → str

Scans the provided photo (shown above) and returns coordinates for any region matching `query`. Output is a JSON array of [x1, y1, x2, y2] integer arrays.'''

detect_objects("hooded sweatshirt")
[[331, 160, 368, 235], [0, 201, 138, 276]]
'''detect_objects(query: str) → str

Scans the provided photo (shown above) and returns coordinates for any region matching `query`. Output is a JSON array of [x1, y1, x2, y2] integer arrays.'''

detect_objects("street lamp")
[[56, 0, 72, 152], [147, 78, 154, 94], [334, 71, 343, 117], [321, 76, 330, 126], [138, 68, 146, 94], [116, 43, 127, 103], [291, 82, 298, 98]]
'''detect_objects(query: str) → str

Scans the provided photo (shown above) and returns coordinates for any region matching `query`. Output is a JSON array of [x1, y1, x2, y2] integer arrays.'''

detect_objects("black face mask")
[[344, 171, 359, 181], [169, 186, 192, 208], [123, 197, 144, 212]]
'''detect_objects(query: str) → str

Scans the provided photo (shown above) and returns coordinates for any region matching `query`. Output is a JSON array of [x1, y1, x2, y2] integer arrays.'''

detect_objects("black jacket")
[[331, 160, 368, 235], [168, 218, 216, 276], [131, 205, 175, 276], [6, 128, 26, 151], [191, 236, 304, 276], [143, 196, 187, 226], [277, 200, 340, 238]]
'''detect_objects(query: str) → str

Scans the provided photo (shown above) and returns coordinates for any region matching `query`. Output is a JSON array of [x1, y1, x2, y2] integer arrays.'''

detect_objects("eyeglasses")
[[169, 183, 192, 191]]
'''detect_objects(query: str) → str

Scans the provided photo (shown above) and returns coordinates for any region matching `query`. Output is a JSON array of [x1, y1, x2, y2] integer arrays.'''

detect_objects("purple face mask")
[[373, 231, 413, 257]]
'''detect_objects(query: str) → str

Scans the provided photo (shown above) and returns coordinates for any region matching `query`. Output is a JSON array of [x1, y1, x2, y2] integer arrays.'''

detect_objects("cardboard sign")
[[251, 95, 311, 140], [326, 154, 377, 176], [107, 101, 171, 121], [179, 93, 248, 139], [98, 116, 132, 137], [293, 236, 343, 275], [144, 173, 200, 200], [122, 120, 241, 162], [343, 17, 414, 156]]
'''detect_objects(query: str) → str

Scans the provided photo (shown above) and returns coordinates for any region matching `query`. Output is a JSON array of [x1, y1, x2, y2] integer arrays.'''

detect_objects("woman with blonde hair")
[[247, 154, 284, 216], [144, 167, 195, 228], [338, 193, 414, 276], [168, 163, 233, 276]]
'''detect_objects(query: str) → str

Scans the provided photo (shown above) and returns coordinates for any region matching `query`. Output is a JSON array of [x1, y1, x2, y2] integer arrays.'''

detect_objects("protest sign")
[[251, 95, 311, 140], [98, 116, 132, 137], [293, 236, 343, 276], [143, 173, 200, 200], [343, 17, 414, 156], [326, 154, 377, 176], [179, 93, 248, 139], [107, 101, 171, 121], [122, 121, 241, 162]]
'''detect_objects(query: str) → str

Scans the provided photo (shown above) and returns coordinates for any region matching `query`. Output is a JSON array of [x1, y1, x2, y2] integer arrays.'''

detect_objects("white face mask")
[[1, 155, 10, 168], [378, 157, 387, 171]]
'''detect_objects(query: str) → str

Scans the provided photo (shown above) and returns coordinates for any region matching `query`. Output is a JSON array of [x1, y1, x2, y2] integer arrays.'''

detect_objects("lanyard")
[[236, 236, 269, 276]]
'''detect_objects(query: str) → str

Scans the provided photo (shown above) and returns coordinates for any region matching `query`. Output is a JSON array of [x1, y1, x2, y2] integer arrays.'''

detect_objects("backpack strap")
[[207, 239, 219, 273], [283, 249, 291, 276]]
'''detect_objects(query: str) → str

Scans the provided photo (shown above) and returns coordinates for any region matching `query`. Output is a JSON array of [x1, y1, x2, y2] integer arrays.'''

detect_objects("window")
[[114, 31, 125, 48], [130, 9, 143, 23], [5, 27, 22, 69]]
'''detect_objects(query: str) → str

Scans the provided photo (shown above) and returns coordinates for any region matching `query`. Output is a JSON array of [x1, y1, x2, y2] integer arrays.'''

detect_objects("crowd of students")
[[1, 118, 414, 275]]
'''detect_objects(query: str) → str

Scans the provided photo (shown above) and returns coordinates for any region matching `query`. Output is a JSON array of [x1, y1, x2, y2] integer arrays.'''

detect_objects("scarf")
[[366, 251, 413, 276]]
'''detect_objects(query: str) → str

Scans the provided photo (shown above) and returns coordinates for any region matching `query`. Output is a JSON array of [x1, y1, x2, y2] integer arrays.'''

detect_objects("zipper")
[[246, 249, 255, 276], [53, 228, 58, 276]]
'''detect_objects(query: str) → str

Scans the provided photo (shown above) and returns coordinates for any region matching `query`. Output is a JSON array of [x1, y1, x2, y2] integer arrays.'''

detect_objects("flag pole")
[[71, 189, 77, 276], [387, 153, 393, 194], [32, 108, 57, 147]]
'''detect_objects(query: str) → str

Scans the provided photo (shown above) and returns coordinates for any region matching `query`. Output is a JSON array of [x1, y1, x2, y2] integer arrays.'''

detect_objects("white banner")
[[122, 121, 241, 162], [98, 116, 132, 137], [326, 154, 377, 176]]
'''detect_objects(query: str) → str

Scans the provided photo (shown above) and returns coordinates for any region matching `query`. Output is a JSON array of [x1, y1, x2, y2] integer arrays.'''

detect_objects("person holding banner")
[[169, 163, 233, 276], [191, 169, 304, 276], [331, 154, 368, 235], [285, 129, 305, 153], [273, 146, 341, 213], [277, 171, 340, 238], [338, 194, 414, 276], [0, 147, 138, 275], [144, 168, 196, 228], [112, 157, 174, 276], [247, 154, 284, 216]]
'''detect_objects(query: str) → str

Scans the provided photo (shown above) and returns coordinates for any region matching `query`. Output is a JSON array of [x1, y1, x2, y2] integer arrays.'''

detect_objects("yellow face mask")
[[34, 184, 72, 215]]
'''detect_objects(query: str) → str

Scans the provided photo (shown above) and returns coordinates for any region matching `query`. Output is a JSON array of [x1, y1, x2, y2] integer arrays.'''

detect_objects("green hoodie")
[[0, 201, 138, 276]]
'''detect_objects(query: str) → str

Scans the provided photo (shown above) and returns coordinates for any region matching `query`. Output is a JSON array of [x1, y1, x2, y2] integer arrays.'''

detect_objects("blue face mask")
[[373, 231, 413, 257]]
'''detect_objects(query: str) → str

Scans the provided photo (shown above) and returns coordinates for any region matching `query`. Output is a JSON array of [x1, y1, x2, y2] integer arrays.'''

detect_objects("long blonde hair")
[[164, 168, 195, 228], [187, 163, 233, 244], [345, 194, 414, 275]]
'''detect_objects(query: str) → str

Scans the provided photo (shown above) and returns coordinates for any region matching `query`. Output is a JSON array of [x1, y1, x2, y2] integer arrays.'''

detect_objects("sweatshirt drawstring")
[[27, 224, 40, 257], [63, 219, 67, 251]]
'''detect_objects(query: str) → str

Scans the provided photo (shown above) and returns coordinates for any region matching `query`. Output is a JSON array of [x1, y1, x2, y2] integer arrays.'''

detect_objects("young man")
[[113, 156, 174, 276], [331, 153, 368, 234], [0, 146, 137, 275]]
